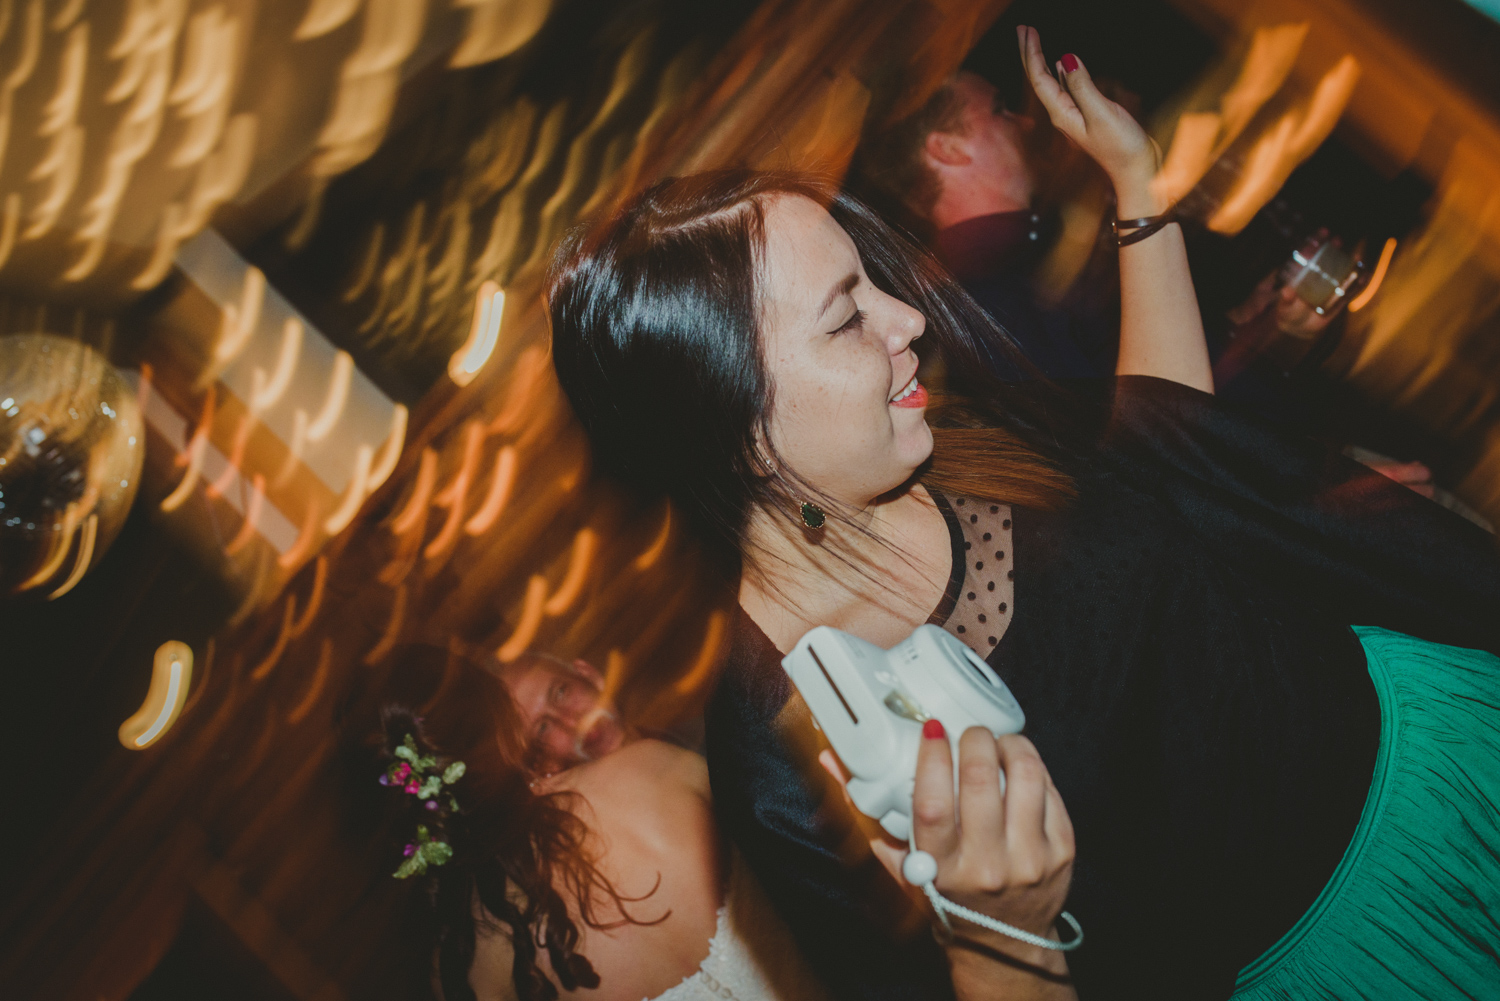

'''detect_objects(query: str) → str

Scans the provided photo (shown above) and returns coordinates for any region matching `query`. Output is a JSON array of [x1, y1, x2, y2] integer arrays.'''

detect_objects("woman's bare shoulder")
[[570, 738, 709, 801]]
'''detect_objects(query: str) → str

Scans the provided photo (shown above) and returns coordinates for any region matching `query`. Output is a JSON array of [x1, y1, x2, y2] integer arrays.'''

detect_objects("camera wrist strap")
[[904, 850, 1084, 952]]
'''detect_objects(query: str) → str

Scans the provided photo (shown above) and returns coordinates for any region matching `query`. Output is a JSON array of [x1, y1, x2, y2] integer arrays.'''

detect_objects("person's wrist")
[[946, 931, 1071, 979], [1110, 165, 1167, 219]]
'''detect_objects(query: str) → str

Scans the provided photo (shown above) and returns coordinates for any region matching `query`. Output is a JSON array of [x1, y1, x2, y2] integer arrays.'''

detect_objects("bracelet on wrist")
[[1112, 209, 1174, 248]]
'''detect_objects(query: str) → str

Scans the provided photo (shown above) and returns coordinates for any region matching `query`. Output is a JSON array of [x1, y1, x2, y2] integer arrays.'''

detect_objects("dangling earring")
[[800, 501, 826, 530]]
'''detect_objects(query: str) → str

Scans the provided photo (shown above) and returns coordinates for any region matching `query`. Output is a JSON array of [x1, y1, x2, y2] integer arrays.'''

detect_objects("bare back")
[[468, 740, 725, 1001]]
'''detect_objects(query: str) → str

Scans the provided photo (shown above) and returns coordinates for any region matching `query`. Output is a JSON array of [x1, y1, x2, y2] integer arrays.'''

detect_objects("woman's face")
[[758, 194, 932, 507]]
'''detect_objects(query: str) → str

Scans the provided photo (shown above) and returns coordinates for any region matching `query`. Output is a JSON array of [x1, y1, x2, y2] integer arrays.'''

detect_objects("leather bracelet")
[[1112, 210, 1174, 248]]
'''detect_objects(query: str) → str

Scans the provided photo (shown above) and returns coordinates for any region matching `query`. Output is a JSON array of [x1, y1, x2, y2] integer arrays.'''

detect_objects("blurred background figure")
[[852, 70, 1118, 380], [495, 652, 628, 775]]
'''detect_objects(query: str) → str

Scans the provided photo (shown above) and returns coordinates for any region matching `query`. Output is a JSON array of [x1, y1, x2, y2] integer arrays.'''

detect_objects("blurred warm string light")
[[1151, 24, 1361, 234], [1347, 238, 1397, 313], [449, 281, 504, 386], [285, 0, 433, 248], [118, 641, 193, 749]]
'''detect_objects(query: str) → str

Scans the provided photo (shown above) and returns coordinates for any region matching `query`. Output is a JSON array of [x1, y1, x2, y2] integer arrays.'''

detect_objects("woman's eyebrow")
[[817, 272, 860, 321]]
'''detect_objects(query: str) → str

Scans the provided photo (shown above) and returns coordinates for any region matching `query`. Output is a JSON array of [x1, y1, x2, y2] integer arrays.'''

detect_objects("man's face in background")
[[501, 654, 626, 775]]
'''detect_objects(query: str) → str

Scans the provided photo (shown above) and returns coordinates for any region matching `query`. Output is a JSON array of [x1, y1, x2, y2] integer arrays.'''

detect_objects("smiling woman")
[[548, 170, 1074, 597], [546, 26, 1500, 1001]]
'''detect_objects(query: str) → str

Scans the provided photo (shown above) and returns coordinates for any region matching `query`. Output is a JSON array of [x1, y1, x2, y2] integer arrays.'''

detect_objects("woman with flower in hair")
[[358, 643, 1074, 1001]]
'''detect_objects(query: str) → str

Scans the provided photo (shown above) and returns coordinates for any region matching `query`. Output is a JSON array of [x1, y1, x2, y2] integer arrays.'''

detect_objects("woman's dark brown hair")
[[547, 169, 1073, 576], [355, 645, 658, 1001]]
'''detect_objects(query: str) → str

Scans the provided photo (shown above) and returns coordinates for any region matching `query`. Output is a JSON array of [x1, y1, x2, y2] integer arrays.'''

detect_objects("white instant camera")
[[782, 624, 1027, 841]]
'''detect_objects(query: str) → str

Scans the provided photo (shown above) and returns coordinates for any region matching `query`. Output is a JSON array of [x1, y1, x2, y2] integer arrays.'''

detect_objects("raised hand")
[[1017, 25, 1161, 213]]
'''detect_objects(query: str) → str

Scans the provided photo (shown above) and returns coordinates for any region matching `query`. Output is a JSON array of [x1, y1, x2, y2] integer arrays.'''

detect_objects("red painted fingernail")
[[923, 719, 945, 740], [1061, 53, 1080, 73]]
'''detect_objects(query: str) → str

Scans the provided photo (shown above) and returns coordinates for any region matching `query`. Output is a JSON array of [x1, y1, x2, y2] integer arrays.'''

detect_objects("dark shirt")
[[934, 211, 1118, 382], [706, 377, 1500, 1000]]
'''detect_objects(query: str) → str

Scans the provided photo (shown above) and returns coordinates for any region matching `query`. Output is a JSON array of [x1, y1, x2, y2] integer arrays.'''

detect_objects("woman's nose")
[[882, 296, 926, 355]]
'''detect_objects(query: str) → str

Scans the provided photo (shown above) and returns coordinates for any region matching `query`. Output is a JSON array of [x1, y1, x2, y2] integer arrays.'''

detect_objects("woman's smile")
[[890, 375, 928, 409]]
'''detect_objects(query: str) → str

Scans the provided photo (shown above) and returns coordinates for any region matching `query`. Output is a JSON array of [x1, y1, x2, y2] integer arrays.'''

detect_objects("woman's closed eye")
[[830, 309, 866, 336]]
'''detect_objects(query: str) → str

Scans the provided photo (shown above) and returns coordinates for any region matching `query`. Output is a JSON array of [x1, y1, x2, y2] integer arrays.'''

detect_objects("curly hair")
[[359, 645, 662, 1000]]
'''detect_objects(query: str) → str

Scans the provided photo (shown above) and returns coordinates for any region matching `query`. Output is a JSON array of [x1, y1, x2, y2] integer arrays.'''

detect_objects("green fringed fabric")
[[1234, 626, 1500, 1000]]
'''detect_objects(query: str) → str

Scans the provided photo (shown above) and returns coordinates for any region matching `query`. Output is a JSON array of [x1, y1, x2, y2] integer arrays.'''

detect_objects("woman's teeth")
[[890, 376, 920, 403]]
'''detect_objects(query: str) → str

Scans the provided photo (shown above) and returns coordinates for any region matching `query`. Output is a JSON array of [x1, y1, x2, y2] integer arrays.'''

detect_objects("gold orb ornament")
[[0, 334, 145, 598]]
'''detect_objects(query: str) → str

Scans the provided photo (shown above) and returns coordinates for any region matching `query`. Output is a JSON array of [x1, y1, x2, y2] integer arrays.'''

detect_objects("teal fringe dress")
[[1233, 627, 1500, 998]]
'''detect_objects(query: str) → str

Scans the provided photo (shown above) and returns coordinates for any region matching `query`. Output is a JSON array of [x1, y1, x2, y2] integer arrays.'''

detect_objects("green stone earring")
[[800, 501, 826, 530]]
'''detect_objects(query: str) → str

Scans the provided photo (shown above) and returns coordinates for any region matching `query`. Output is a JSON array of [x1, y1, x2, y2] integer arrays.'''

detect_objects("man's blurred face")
[[503, 656, 626, 774], [949, 71, 1034, 191]]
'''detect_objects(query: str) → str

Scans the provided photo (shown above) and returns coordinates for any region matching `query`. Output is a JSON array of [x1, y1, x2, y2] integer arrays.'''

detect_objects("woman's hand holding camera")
[[822, 724, 1077, 998]]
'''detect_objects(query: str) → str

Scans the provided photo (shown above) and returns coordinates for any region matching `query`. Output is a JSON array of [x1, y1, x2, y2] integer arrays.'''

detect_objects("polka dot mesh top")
[[930, 492, 1013, 659]]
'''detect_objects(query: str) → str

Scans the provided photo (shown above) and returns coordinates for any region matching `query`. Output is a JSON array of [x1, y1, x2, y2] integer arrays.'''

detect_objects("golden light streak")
[[674, 610, 727, 695], [424, 202, 470, 325], [134, 112, 258, 290], [450, 281, 503, 386], [168, 6, 240, 169], [0, 193, 19, 270], [296, 0, 363, 39], [305, 350, 353, 441], [465, 445, 516, 535], [601, 649, 627, 705], [200, 265, 265, 388], [272, 409, 309, 488], [134, 362, 153, 419], [1348, 238, 1397, 314], [1209, 56, 1362, 235], [487, 345, 549, 435], [206, 412, 255, 498], [20, 501, 81, 590], [23, 22, 87, 240], [64, 0, 182, 281], [289, 556, 329, 639], [358, 201, 421, 336], [1152, 23, 1310, 206], [324, 443, 374, 535], [227, 544, 268, 627], [362, 583, 407, 665], [0, 1, 43, 179], [50, 0, 84, 31], [496, 575, 548, 663], [366, 403, 408, 493], [344, 222, 383, 301], [250, 597, 296, 681], [543, 528, 597, 616], [287, 638, 333, 725], [47, 512, 97, 599], [1219, 23, 1309, 141], [223, 473, 266, 555], [634, 505, 671, 569], [449, 0, 553, 68], [424, 419, 485, 560], [161, 388, 215, 512], [179, 637, 215, 718], [390, 447, 438, 535], [118, 641, 193, 750], [277, 495, 320, 570], [310, 0, 426, 180], [249, 318, 304, 414]]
